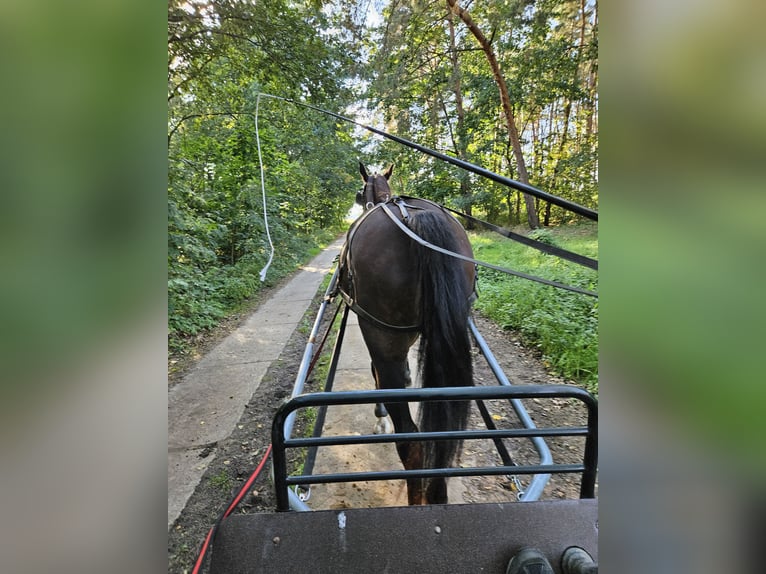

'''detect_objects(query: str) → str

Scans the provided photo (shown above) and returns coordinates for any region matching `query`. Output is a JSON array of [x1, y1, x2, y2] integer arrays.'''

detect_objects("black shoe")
[[561, 546, 597, 574], [506, 547, 555, 574]]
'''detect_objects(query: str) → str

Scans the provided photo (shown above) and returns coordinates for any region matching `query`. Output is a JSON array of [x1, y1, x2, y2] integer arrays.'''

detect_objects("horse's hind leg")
[[371, 357, 426, 504], [385, 401, 426, 505], [370, 363, 393, 434], [426, 477, 449, 504], [360, 326, 426, 503], [373, 402, 392, 434]]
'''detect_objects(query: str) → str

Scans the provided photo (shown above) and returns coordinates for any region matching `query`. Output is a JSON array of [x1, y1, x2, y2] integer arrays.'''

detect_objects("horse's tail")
[[408, 210, 474, 472]]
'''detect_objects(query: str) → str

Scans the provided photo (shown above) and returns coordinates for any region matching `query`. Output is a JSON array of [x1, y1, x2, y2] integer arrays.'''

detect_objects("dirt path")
[[167, 249, 594, 573], [303, 311, 591, 510]]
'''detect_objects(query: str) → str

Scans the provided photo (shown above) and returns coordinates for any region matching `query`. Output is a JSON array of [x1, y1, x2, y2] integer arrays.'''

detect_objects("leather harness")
[[335, 196, 424, 332]]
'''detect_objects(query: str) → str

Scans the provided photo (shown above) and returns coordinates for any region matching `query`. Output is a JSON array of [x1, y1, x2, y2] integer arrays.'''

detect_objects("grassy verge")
[[469, 222, 598, 393]]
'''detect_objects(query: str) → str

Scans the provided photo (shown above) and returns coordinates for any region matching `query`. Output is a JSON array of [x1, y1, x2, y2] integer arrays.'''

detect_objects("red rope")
[[223, 443, 273, 517], [191, 443, 273, 574]]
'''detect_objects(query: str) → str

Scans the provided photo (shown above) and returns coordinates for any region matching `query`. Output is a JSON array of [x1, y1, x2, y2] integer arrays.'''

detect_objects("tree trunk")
[[446, 0, 539, 228], [584, 0, 597, 140], [548, 100, 572, 224], [446, 9, 472, 219]]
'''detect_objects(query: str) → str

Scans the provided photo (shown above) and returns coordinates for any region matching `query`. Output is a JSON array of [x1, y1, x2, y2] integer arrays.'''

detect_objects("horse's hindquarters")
[[346, 200, 476, 504]]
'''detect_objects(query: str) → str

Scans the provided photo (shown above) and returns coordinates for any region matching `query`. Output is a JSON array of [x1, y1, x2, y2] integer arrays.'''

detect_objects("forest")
[[168, 0, 598, 382]]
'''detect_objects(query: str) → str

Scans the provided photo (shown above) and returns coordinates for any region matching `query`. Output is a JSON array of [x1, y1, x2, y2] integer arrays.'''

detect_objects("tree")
[[167, 0, 361, 350], [446, 0, 539, 228], [364, 0, 597, 227]]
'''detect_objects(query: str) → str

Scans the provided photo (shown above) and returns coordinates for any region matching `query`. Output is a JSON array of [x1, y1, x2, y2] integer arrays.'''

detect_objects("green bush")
[[470, 224, 598, 393], [168, 225, 343, 354]]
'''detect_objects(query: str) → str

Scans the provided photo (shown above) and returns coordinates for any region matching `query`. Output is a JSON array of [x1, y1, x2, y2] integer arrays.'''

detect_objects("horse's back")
[[347, 199, 474, 307], [348, 204, 421, 296]]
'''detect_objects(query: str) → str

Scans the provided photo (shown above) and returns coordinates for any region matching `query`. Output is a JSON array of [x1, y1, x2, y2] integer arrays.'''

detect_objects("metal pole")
[[469, 317, 552, 501], [282, 268, 340, 443], [256, 93, 598, 221]]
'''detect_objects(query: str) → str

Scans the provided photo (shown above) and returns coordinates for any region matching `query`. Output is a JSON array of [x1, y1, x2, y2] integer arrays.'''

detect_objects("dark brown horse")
[[339, 163, 476, 505]]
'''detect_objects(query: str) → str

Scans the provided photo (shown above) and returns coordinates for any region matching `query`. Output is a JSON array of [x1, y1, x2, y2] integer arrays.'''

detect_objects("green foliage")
[[168, 0, 359, 354], [168, 223, 341, 353], [527, 227, 557, 246], [166, 0, 599, 364], [470, 224, 598, 392], [366, 0, 598, 227]]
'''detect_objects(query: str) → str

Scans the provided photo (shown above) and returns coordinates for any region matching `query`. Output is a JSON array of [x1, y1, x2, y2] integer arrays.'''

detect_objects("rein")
[[379, 199, 597, 298], [339, 195, 597, 334], [378, 196, 598, 298], [439, 205, 598, 271]]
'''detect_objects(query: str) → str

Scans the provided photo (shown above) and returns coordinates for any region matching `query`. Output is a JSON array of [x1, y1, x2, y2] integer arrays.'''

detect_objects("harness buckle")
[[393, 197, 410, 222]]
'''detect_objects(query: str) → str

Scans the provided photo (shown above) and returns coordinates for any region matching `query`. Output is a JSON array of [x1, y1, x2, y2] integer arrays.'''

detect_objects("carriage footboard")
[[210, 499, 597, 574]]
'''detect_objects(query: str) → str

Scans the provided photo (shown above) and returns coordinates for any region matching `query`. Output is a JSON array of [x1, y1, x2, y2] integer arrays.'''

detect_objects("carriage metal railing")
[[273, 265, 598, 512], [272, 384, 598, 512]]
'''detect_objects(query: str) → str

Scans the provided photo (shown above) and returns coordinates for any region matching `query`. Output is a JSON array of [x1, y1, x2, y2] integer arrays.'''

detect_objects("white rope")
[[255, 92, 275, 282]]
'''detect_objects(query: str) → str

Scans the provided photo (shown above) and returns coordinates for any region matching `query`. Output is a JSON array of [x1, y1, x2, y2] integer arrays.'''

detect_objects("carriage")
[[198, 165, 598, 573]]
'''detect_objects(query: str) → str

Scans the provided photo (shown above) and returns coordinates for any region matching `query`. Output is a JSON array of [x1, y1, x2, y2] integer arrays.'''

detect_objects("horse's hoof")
[[373, 417, 393, 434]]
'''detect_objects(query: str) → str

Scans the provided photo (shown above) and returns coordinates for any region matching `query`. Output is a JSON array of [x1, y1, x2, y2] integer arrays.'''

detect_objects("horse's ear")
[[359, 161, 369, 182], [383, 163, 394, 180]]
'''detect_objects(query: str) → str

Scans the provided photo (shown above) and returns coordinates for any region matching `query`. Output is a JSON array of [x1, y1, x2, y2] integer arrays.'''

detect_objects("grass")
[[469, 222, 598, 393], [291, 406, 318, 479], [208, 468, 232, 494]]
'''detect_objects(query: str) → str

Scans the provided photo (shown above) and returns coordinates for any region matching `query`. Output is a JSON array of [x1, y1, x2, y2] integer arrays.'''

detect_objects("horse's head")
[[357, 162, 393, 210]]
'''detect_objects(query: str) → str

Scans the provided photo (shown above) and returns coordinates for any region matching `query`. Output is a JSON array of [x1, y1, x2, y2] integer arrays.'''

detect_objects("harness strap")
[[389, 196, 424, 221], [336, 286, 420, 332]]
